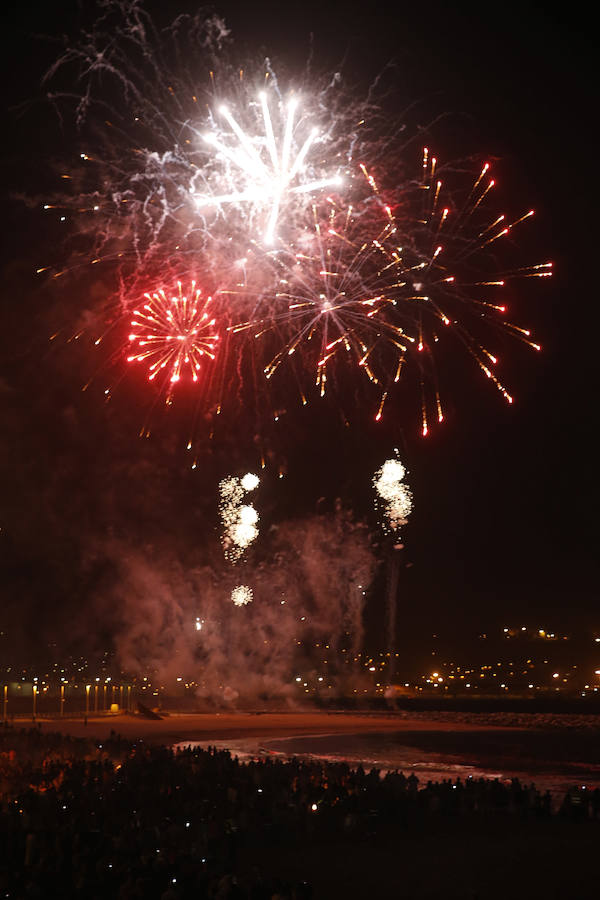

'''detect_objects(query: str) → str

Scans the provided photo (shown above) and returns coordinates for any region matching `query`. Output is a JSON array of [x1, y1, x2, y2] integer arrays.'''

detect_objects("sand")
[[26, 709, 526, 744]]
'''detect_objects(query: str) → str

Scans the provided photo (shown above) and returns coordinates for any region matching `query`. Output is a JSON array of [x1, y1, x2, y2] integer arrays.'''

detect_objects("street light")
[[60, 684, 65, 717], [85, 684, 91, 716], [32, 684, 37, 720]]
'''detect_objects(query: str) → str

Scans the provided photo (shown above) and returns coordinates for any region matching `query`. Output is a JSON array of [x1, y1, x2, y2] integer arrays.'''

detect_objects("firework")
[[373, 454, 412, 534], [229, 150, 550, 432], [241, 472, 260, 491], [231, 585, 253, 606], [40, 2, 550, 442], [219, 473, 260, 562], [195, 92, 343, 245], [374, 453, 411, 682], [39, 3, 362, 287], [363, 153, 550, 433], [231, 199, 411, 403], [127, 280, 219, 387]]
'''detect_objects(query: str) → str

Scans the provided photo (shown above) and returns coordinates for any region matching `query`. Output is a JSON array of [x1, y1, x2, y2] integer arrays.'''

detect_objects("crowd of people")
[[0, 725, 598, 898]]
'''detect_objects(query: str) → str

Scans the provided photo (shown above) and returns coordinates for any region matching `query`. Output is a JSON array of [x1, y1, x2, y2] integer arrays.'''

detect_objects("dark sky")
[[1, 0, 597, 664]]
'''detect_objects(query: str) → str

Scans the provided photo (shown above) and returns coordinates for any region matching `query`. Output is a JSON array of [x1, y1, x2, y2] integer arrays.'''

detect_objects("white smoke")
[[102, 506, 376, 702]]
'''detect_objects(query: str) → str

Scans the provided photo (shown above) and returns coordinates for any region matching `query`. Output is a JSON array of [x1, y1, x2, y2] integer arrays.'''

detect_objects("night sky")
[[1, 1, 597, 668]]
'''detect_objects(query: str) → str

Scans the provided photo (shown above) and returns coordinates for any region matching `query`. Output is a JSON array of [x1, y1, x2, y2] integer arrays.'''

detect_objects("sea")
[[175, 724, 600, 802]]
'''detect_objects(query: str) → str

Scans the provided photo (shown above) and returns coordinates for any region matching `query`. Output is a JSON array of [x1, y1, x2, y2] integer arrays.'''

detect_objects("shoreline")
[[10, 709, 599, 791]]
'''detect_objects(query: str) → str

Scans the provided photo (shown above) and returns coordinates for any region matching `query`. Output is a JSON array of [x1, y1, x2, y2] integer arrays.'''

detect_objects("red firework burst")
[[127, 280, 219, 385]]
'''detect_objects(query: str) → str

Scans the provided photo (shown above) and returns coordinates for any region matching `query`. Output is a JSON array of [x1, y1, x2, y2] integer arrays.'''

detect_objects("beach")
[[25, 708, 600, 793]]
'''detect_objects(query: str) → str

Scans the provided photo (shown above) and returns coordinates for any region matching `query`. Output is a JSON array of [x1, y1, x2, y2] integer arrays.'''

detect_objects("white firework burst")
[[241, 471, 260, 491], [219, 473, 260, 562], [373, 455, 412, 533], [195, 92, 343, 244], [231, 584, 253, 606]]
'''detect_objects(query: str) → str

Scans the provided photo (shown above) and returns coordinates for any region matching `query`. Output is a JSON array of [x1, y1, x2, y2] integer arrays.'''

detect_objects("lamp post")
[[85, 684, 90, 717], [127, 684, 132, 712], [3, 685, 7, 723], [386, 544, 403, 683], [94, 684, 99, 714], [103, 684, 107, 712], [60, 684, 65, 717], [32, 684, 37, 721]]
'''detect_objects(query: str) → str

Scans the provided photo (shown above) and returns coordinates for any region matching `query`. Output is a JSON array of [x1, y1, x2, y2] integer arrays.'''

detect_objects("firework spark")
[[127, 280, 219, 387]]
